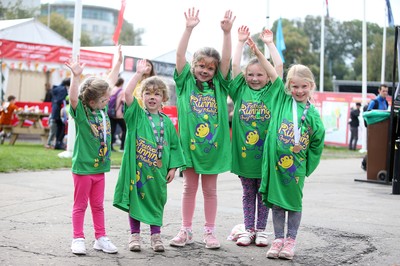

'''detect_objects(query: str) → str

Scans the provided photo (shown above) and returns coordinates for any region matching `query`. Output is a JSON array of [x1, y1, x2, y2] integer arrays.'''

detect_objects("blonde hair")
[[78, 76, 110, 105], [140, 76, 169, 103], [190, 47, 220, 74], [284, 64, 316, 95]]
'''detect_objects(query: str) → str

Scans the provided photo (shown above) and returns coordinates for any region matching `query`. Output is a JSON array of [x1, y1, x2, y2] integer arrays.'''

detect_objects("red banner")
[[0, 39, 114, 69]]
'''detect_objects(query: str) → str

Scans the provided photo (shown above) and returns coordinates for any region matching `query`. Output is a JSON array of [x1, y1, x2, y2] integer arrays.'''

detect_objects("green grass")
[[0, 143, 362, 173], [0, 142, 123, 173]]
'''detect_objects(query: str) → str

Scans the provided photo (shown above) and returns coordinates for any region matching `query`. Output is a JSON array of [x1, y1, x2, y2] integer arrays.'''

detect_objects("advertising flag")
[[112, 0, 126, 45], [276, 18, 286, 63]]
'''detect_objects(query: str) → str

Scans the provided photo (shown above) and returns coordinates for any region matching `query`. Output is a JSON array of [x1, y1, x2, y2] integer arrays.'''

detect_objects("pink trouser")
[[181, 168, 218, 230], [72, 173, 106, 239]]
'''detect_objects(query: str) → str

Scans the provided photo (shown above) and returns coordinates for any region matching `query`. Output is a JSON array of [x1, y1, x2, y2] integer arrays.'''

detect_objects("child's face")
[[290, 76, 313, 104], [245, 63, 269, 90], [193, 58, 217, 83], [142, 87, 163, 113], [91, 91, 111, 110]]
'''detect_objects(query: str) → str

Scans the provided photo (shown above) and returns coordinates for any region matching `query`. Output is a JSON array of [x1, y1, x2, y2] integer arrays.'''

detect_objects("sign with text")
[[123, 56, 175, 77]]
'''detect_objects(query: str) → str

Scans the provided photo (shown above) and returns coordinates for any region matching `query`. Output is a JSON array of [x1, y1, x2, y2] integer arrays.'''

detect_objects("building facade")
[[41, 0, 118, 45]]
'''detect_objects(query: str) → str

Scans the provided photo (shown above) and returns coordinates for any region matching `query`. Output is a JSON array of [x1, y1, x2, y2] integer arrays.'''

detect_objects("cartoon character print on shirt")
[[276, 118, 310, 185], [130, 162, 154, 199], [239, 100, 271, 159], [88, 114, 111, 168], [134, 136, 168, 199], [189, 91, 219, 153]]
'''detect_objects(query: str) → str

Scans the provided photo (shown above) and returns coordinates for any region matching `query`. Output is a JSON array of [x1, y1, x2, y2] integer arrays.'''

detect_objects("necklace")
[[145, 109, 164, 168], [292, 99, 310, 153]]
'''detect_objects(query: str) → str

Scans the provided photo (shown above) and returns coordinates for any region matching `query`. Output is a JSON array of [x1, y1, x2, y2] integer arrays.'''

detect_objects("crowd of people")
[[3, 6, 393, 262]]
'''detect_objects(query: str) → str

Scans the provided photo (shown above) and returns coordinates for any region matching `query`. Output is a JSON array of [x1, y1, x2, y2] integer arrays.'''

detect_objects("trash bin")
[[363, 110, 391, 181]]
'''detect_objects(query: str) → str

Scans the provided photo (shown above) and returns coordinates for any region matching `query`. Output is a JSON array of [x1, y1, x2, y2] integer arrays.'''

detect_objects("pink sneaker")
[[266, 238, 284, 259], [279, 238, 296, 260], [169, 229, 194, 247], [203, 232, 220, 249]]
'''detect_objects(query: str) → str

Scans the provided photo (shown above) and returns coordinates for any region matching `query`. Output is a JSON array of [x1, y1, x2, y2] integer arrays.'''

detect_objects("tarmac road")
[[0, 158, 399, 266]]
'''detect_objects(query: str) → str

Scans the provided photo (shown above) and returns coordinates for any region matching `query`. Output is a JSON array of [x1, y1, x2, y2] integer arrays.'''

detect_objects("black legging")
[[110, 118, 126, 150]]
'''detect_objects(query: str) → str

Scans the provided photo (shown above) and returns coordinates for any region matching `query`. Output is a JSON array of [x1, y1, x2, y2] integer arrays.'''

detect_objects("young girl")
[[132, 59, 156, 108], [65, 46, 122, 255], [229, 27, 283, 247], [246, 38, 325, 260], [113, 59, 185, 252], [169, 8, 235, 249]]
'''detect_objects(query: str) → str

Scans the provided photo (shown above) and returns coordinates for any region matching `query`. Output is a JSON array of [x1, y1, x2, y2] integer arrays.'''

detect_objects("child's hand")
[[65, 56, 85, 77], [166, 168, 176, 183], [246, 37, 256, 52], [136, 59, 150, 74], [184, 7, 200, 29], [116, 44, 123, 64], [260, 29, 273, 44], [238, 25, 250, 43], [220, 10, 236, 33]]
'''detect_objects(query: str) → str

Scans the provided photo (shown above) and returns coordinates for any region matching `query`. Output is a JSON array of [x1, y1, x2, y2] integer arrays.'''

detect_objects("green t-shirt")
[[69, 100, 111, 174], [174, 62, 231, 174], [259, 78, 325, 211], [113, 98, 186, 226], [229, 73, 273, 178]]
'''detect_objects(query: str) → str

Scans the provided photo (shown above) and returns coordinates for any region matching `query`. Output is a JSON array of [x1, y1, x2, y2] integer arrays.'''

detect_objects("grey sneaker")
[[71, 238, 86, 255], [93, 236, 118, 254], [151, 233, 165, 252], [129, 233, 141, 252]]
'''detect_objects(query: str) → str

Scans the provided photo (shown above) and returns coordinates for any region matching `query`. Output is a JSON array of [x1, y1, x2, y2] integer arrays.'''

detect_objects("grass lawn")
[[0, 142, 363, 173], [0, 142, 123, 173]]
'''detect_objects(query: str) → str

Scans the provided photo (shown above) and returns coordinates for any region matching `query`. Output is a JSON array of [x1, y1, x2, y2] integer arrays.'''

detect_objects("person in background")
[[229, 26, 283, 247], [44, 82, 53, 102], [0, 95, 21, 142], [64, 45, 122, 256], [132, 59, 156, 108], [113, 59, 185, 253], [109, 77, 126, 152], [169, 7, 235, 250], [348, 102, 361, 150], [367, 84, 389, 111], [50, 78, 70, 150]]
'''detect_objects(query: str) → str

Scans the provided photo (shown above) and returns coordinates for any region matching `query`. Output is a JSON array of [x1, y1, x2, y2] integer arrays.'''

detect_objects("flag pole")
[[381, 2, 388, 83], [319, 0, 325, 92], [58, 0, 82, 158], [360, 0, 368, 153], [265, 0, 270, 59]]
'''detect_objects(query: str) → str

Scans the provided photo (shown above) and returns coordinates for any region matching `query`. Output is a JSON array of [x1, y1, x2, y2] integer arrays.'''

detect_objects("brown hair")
[[78, 76, 110, 106], [190, 47, 220, 74]]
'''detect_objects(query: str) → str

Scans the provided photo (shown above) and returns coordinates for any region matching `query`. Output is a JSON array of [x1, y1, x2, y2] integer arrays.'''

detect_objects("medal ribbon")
[[145, 110, 164, 161], [292, 99, 310, 146]]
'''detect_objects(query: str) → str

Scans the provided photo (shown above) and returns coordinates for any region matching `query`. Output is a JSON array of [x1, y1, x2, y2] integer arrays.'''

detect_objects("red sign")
[[0, 39, 114, 69]]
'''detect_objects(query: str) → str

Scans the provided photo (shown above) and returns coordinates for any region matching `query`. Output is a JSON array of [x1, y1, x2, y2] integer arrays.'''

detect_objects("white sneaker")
[[71, 238, 86, 255], [93, 236, 118, 254], [255, 231, 270, 247]]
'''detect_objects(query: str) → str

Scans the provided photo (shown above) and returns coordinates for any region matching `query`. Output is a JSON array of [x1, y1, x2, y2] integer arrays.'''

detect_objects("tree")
[[117, 19, 143, 45], [38, 13, 92, 46], [0, 0, 37, 19]]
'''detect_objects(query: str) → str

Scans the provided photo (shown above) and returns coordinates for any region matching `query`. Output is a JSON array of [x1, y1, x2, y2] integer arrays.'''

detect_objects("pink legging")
[[181, 168, 218, 230], [72, 173, 106, 239]]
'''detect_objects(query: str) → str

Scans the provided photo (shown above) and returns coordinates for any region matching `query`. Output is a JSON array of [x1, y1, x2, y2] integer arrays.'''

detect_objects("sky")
[[46, 0, 399, 52]]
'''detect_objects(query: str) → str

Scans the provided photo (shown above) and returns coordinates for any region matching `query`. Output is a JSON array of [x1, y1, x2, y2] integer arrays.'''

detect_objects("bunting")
[[276, 18, 286, 63], [112, 0, 126, 45]]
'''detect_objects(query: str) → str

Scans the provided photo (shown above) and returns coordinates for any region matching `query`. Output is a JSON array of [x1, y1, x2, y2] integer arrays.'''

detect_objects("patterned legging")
[[239, 176, 269, 231]]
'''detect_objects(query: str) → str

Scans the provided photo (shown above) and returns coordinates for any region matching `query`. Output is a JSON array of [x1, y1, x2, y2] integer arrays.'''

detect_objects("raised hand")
[[65, 56, 85, 77], [136, 59, 150, 75], [220, 10, 236, 33], [260, 29, 273, 44], [246, 37, 257, 53], [238, 25, 250, 43], [184, 7, 200, 29]]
